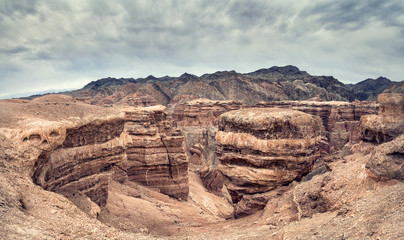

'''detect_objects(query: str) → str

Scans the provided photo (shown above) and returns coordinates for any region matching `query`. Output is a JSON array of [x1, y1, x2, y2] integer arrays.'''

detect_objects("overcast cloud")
[[0, 0, 403, 98]]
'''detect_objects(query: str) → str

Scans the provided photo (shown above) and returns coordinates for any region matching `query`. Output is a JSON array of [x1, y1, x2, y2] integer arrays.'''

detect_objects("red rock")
[[13, 101, 189, 207], [366, 134, 404, 181], [256, 100, 378, 151], [116, 93, 158, 107], [360, 94, 404, 143], [32, 119, 127, 207], [124, 106, 189, 200], [216, 108, 322, 216], [170, 98, 242, 127], [168, 99, 242, 193]]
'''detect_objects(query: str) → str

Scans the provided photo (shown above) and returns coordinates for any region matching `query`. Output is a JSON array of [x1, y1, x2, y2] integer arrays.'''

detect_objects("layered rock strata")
[[359, 94, 404, 181], [116, 93, 158, 107], [124, 106, 189, 200], [170, 98, 242, 127], [360, 94, 404, 143], [216, 108, 322, 216], [25, 101, 188, 207], [256, 100, 378, 151], [169, 99, 242, 193], [32, 118, 127, 207]]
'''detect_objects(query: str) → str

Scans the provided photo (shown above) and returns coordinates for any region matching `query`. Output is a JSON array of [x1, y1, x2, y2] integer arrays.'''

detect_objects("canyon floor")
[[0, 95, 403, 240]]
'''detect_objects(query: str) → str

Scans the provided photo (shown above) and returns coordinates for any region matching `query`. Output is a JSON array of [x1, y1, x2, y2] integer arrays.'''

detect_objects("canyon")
[[0, 91, 403, 239]]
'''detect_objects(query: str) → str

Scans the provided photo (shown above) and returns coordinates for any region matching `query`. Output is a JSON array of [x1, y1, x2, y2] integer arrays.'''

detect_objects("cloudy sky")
[[1, 0, 403, 98]]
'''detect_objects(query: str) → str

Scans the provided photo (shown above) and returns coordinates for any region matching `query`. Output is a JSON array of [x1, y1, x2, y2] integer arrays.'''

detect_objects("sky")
[[1, 0, 404, 99]]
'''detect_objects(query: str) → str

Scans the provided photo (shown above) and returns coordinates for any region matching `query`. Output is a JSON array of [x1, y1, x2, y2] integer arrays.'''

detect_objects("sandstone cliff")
[[1, 96, 189, 208], [169, 99, 242, 194], [169, 97, 378, 198], [360, 93, 404, 143], [124, 105, 189, 200], [257, 100, 378, 151], [216, 108, 322, 216], [359, 93, 404, 181]]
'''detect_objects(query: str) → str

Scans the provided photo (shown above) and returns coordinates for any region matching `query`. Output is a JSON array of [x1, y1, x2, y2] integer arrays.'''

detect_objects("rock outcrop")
[[358, 94, 404, 181], [32, 119, 127, 206], [2, 93, 404, 239], [360, 93, 404, 143], [1, 97, 189, 208], [169, 99, 242, 194], [116, 93, 158, 107], [170, 98, 242, 127], [124, 106, 188, 200], [216, 108, 322, 216], [366, 134, 404, 181], [257, 100, 378, 151]]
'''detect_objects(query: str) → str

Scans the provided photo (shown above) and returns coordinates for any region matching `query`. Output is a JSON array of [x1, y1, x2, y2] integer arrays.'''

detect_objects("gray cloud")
[[300, 0, 404, 31], [0, 0, 39, 16], [0, 0, 404, 98]]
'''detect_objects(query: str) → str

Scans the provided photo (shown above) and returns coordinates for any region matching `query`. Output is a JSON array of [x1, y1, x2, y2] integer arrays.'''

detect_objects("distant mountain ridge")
[[348, 77, 398, 101], [26, 65, 403, 105]]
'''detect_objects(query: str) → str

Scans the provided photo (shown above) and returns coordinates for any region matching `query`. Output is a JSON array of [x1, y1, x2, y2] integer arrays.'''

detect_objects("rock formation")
[[63, 65, 359, 106], [1, 93, 404, 239], [257, 100, 378, 151], [32, 118, 127, 206], [169, 99, 242, 194], [124, 105, 188, 200], [115, 93, 158, 107], [2, 96, 189, 208], [360, 93, 404, 143], [357, 93, 404, 181], [169, 97, 378, 198], [366, 134, 404, 181], [170, 98, 242, 127], [216, 108, 322, 216]]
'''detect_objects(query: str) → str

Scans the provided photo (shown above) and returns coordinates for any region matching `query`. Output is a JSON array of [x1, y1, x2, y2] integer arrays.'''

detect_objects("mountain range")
[[27, 65, 403, 105]]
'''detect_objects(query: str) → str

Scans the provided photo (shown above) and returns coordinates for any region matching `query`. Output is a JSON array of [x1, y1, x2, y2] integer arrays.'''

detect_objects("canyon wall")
[[169, 99, 242, 194], [124, 106, 188, 200], [12, 99, 190, 207], [33, 118, 127, 206], [167, 98, 378, 199], [360, 93, 404, 143], [170, 98, 242, 127], [359, 94, 404, 181], [216, 108, 322, 217], [256, 100, 378, 151]]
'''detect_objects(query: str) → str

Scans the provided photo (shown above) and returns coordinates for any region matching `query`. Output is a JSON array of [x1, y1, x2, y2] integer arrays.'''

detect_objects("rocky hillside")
[[347, 76, 398, 101], [383, 81, 404, 94], [64, 66, 357, 105], [23, 66, 402, 105]]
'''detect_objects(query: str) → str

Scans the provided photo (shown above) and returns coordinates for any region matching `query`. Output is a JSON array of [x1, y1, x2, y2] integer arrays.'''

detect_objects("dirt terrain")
[[0, 94, 403, 239]]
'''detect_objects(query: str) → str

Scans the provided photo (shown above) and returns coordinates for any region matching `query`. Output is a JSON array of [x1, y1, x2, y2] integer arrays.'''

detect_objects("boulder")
[[366, 134, 404, 181]]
